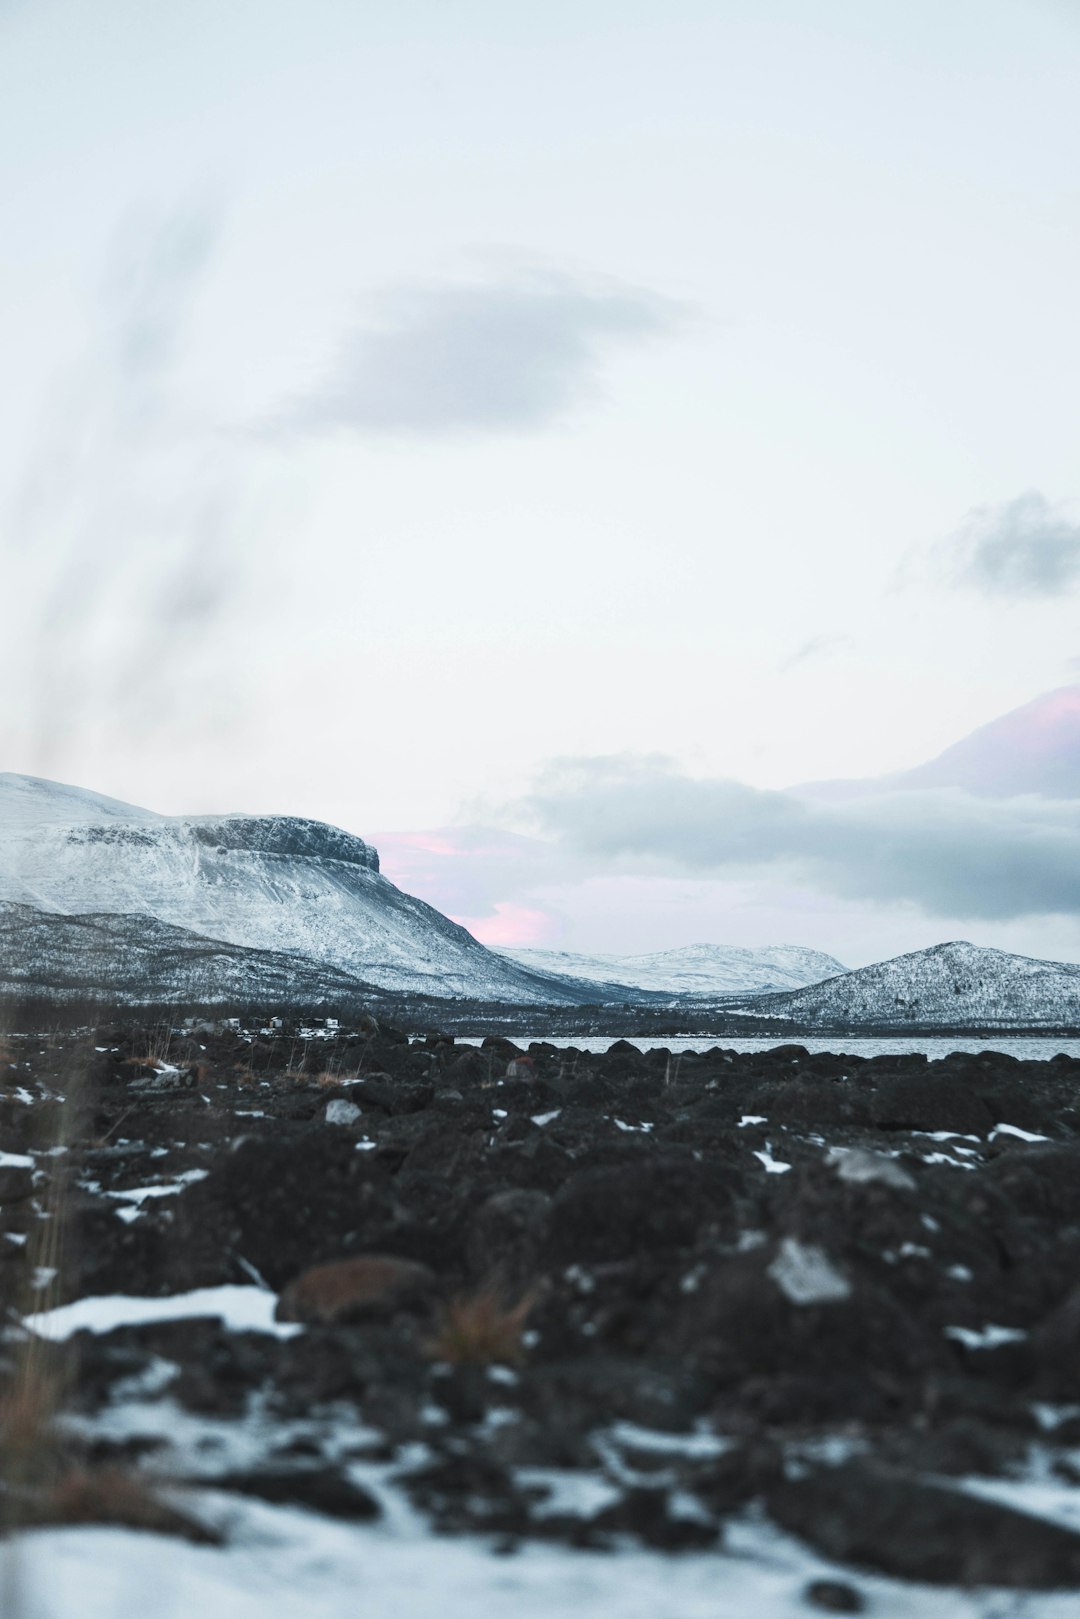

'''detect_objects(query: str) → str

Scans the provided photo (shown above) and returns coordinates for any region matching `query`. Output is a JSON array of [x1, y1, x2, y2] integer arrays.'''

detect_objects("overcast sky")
[[3, 0, 1079, 964]]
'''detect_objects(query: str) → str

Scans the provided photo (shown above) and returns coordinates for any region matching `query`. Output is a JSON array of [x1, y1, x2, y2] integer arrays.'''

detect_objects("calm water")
[[481, 1035, 1080, 1062]]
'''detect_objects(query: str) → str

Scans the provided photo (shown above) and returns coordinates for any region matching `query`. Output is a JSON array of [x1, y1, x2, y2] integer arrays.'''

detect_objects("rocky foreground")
[[4, 1021, 1080, 1605]]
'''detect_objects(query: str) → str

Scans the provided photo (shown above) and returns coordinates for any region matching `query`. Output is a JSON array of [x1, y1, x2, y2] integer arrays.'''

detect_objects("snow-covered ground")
[[11, 1287, 1080, 1619], [8, 1480, 1080, 1619]]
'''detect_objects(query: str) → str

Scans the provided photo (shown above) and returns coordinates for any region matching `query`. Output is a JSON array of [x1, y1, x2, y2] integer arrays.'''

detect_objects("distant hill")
[[743, 940, 1080, 1029], [500, 942, 846, 998], [0, 901, 371, 1009]]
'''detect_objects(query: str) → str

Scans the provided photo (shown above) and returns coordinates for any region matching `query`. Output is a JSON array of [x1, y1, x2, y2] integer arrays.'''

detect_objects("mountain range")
[[2, 770, 1080, 1029], [499, 943, 847, 998]]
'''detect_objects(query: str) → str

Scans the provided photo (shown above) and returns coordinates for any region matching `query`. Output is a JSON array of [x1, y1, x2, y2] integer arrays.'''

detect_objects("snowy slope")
[[746, 941, 1080, 1029], [0, 775, 602, 1005], [500, 943, 847, 998]]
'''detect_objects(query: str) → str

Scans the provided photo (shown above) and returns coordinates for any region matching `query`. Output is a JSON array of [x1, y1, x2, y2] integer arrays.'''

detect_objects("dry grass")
[[1, 1370, 217, 1544], [0, 1366, 65, 1480], [426, 1285, 538, 1368], [45, 1467, 221, 1544]]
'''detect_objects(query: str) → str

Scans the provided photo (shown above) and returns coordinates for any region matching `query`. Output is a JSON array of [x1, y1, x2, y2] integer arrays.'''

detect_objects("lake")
[[471, 1034, 1080, 1061]]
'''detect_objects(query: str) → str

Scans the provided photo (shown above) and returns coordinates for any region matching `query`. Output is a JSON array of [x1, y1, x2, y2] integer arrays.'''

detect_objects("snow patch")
[[25, 1285, 301, 1341]]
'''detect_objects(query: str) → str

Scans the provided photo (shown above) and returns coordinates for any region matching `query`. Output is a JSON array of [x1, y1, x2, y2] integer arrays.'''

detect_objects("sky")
[[2, 0, 1079, 966]]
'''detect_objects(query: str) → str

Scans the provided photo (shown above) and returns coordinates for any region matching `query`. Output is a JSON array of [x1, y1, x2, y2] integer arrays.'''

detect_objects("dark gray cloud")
[[521, 755, 1080, 921], [938, 490, 1080, 598], [289, 270, 684, 437]]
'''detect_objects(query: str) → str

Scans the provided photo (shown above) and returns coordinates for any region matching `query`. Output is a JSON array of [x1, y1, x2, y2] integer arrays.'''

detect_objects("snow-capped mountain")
[[0, 774, 610, 1005], [798, 685, 1080, 802], [499, 942, 847, 998], [746, 940, 1080, 1029], [0, 902, 372, 1008]]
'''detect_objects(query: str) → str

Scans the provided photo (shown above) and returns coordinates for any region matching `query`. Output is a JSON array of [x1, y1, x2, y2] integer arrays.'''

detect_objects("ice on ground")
[[0, 1149, 34, 1167], [753, 1148, 792, 1174], [768, 1238, 852, 1306], [25, 1285, 302, 1342]]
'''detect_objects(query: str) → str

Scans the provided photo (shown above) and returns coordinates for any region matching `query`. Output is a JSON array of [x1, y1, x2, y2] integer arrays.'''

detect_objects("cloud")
[[374, 825, 581, 922], [519, 754, 1080, 921], [452, 902, 558, 948], [287, 269, 683, 437], [936, 490, 1080, 598]]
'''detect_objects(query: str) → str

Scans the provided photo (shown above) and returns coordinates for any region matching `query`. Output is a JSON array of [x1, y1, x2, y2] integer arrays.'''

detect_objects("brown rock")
[[275, 1254, 436, 1324]]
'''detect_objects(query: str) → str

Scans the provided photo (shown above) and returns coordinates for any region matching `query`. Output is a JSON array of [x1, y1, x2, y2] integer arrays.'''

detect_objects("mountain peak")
[[900, 686, 1080, 798]]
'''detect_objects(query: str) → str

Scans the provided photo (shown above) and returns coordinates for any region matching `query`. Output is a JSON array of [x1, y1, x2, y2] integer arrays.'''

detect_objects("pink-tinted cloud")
[[450, 902, 559, 948], [373, 825, 577, 918]]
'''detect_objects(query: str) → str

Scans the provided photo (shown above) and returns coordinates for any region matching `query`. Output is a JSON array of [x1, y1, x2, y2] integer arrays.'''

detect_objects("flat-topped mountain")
[[0, 774, 603, 1006], [500, 942, 847, 998], [746, 939, 1080, 1029]]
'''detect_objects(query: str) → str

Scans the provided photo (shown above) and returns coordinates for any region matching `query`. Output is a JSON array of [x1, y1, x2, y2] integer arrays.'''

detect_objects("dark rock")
[[0, 1163, 34, 1202], [769, 1462, 1080, 1587], [590, 1486, 718, 1549], [804, 1579, 865, 1613], [210, 1467, 381, 1520], [868, 1074, 993, 1135], [466, 1189, 551, 1289], [172, 1130, 396, 1288], [545, 1158, 733, 1266], [988, 1143, 1080, 1222]]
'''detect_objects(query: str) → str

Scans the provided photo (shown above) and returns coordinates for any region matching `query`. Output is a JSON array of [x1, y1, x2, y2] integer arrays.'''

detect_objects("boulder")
[[275, 1254, 437, 1324]]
